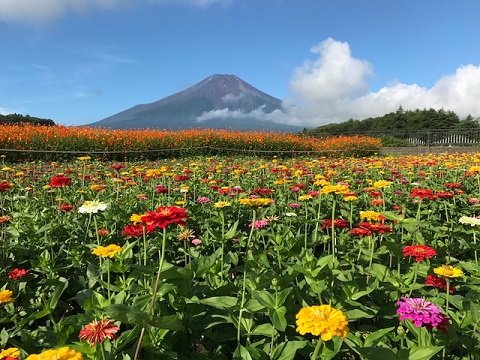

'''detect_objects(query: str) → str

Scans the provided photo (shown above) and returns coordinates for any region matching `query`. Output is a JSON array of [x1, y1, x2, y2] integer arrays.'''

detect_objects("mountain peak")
[[89, 74, 301, 132]]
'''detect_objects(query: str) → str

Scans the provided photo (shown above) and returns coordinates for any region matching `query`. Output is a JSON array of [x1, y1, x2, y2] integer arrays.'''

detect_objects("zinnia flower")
[[359, 211, 385, 222], [79, 318, 120, 347], [0, 347, 20, 359], [92, 244, 122, 258], [396, 297, 447, 330], [295, 305, 349, 341], [402, 245, 437, 262], [60, 203, 74, 212], [49, 174, 72, 187], [214, 201, 231, 208], [8, 268, 28, 280], [25, 346, 83, 360], [322, 219, 349, 230], [249, 220, 269, 229], [459, 216, 480, 226], [78, 200, 108, 214], [433, 265, 464, 278], [425, 274, 454, 293], [0, 182, 13, 192], [238, 197, 272, 208], [0, 290, 14, 304], [141, 206, 188, 229]]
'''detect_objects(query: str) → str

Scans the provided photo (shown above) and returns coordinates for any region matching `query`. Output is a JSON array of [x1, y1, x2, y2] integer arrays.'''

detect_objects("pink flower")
[[249, 220, 269, 229], [396, 297, 448, 331], [192, 238, 202, 246]]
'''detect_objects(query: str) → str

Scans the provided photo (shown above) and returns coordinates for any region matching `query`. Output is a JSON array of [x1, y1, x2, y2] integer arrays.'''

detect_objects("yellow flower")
[[78, 156, 91, 161], [373, 180, 392, 189], [130, 214, 143, 224], [26, 346, 83, 360], [92, 244, 123, 258], [360, 210, 385, 222], [298, 195, 312, 201], [343, 195, 358, 202], [434, 265, 464, 278], [296, 305, 349, 341], [321, 184, 349, 195], [0, 289, 14, 304], [214, 201, 231, 208], [0, 347, 20, 358], [238, 198, 272, 208]]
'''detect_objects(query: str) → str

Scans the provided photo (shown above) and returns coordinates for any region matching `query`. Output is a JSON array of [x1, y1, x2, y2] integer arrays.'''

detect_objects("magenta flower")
[[396, 297, 447, 329], [249, 220, 269, 229], [197, 196, 211, 204]]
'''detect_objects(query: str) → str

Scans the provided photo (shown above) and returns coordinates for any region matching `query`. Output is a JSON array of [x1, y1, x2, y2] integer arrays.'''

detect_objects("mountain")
[[89, 74, 301, 132]]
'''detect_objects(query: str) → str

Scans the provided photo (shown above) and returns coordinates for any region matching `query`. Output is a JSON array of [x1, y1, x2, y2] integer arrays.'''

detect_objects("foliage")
[[305, 107, 480, 137], [0, 114, 55, 127], [1, 149, 480, 359], [0, 124, 381, 160]]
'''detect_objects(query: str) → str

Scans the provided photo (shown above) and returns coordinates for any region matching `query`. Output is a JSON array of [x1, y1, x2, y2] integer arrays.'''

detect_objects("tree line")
[[304, 107, 480, 137], [0, 113, 55, 126]]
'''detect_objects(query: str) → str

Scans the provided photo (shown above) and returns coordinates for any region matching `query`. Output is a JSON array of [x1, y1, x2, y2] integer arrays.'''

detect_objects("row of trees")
[[305, 107, 480, 137], [0, 113, 55, 126]]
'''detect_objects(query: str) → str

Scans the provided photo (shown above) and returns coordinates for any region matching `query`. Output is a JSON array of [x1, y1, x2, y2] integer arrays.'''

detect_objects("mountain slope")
[[89, 74, 300, 132]]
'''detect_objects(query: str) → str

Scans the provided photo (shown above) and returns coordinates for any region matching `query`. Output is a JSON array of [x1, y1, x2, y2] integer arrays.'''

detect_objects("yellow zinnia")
[[214, 201, 231, 208], [0, 289, 14, 304], [296, 305, 349, 341], [360, 210, 385, 222], [92, 244, 123, 258], [373, 180, 392, 189], [434, 265, 464, 278], [238, 198, 272, 208], [0, 347, 20, 358], [26, 346, 83, 360]]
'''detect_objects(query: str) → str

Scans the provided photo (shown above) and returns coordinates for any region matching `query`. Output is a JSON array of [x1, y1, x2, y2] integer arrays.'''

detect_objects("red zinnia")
[[50, 174, 72, 187], [141, 206, 188, 229], [79, 318, 120, 347], [60, 203, 74, 212], [403, 245, 437, 262], [410, 188, 436, 200], [425, 274, 454, 293], [322, 219, 349, 230], [350, 228, 372, 237], [358, 222, 393, 234], [8, 268, 28, 280], [0, 182, 13, 192], [122, 224, 154, 238], [436, 191, 454, 199]]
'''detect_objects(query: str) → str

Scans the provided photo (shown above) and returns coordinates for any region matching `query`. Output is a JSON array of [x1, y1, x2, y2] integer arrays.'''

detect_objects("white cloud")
[[0, 106, 15, 115], [0, 0, 230, 23], [197, 106, 292, 124], [285, 38, 480, 128]]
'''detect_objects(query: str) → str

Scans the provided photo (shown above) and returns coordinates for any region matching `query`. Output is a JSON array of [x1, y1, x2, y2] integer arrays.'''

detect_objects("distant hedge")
[[0, 113, 55, 126]]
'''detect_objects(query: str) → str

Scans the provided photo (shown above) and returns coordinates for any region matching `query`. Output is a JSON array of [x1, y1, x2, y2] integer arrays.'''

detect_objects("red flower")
[[0, 182, 13, 192], [155, 185, 169, 194], [425, 274, 454, 293], [436, 191, 454, 199], [410, 188, 436, 200], [369, 191, 383, 198], [79, 318, 120, 347], [0, 216, 12, 223], [350, 228, 372, 237], [50, 174, 72, 187], [358, 222, 393, 234], [96, 228, 110, 236], [370, 199, 384, 206], [403, 245, 437, 262], [251, 187, 274, 195], [444, 182, 462, 189], [175, 175, 190, 182], [122, 224, 154, 238], [141, 206, 188, 229], [60, 203, 74, 212], [8, 268, 28, 280], [322, 219, 349, 230]]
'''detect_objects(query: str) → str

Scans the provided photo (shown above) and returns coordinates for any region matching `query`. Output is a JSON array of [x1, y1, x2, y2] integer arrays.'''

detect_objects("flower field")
[[1, 149, 480, 359]]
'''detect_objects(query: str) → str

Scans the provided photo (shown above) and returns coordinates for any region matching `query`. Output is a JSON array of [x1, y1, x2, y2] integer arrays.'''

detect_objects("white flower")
[[459, 215, 480, 226], [78, 200, 108, 214], [285, 212, 297, 217]]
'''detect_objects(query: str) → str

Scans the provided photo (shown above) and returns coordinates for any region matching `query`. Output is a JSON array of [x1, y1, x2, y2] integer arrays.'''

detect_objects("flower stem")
[[237, 209, 256, 345], [311, 338, 323, 360]]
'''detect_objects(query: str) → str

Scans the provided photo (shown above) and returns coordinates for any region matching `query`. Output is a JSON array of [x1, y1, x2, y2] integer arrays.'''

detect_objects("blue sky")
[[1, 0, 479, 128]]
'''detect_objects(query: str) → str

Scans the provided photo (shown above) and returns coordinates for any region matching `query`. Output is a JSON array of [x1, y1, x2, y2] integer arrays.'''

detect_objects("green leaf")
[[253, 290, 276, 309], [192, 296, 239, 311], [271, 340, 308, 360], [224, 220, 239, 240], [250, 323, 277, 337], [233, 344, 253, 360], [320, 336, 344, 360], [47, 278, 69, 311], [408, 346, 444, 360], [103, 304, 184, 330], [356, 347, 397, 360], [269, 306, 287, 331], [363, 327, 395, 347]]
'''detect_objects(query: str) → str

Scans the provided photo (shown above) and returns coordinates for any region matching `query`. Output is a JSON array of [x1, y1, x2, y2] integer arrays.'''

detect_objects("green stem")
[[237, 209, 256, 345], [311, 338, 323, 360], [331, 198, 336, 262], [474, 232, 478, 267], [446, 278, 450, 315], [107, 258, 111, 303], [408, 261, 419, 297], [134, 227, 167, 360]]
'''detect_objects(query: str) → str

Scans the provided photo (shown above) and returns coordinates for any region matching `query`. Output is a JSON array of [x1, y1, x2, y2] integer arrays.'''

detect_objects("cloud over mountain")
[[286, 38, 480, 127]]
